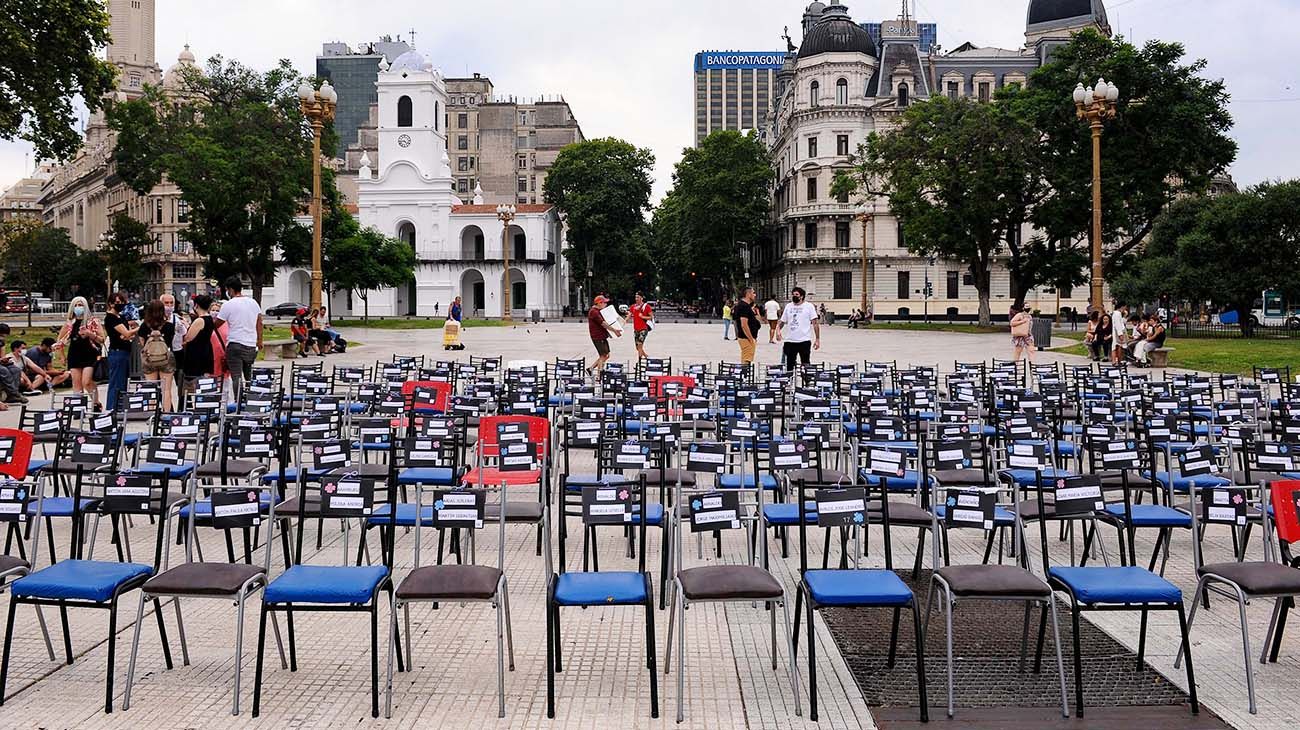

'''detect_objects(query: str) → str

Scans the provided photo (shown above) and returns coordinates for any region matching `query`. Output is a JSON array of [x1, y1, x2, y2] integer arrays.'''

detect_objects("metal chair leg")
[[1048, 598, 1069, 718], [122, 592, 148, 711], [911, 600, 929, 723], [1177, 602, 1200, 715]]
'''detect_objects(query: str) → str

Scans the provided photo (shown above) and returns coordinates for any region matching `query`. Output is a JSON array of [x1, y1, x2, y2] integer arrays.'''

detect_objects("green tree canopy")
[[109, 56, 330, 302], [0, 220, 105, 320], [1112, 182, 1300, 334], [325, 226, 416, 320], [0, 0, 117, 161], [838, 97, 1045, 325], [104, 212, 150, 294], [542, 137, 654, 299], [651, 130, 772, 301], [1004, 29, 1236, 269]]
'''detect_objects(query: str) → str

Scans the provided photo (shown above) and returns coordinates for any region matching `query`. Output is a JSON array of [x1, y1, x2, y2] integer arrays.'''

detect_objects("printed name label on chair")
[[816, 487, 866, 527], [769, 441, 811, 471], [104, 473, 155, 514], [0, 479, 29, 523], [582, 485, 633, 525], [321, 473, 375, 516], [1201, 488, 1247, 526], [690, 491, 740, 532], [1052, 475, 1104, 516], [211, 489, 263, 528], [686, 442, 727, 473], [1179, 445, 1218, 477], [1007, 442, 1047, 470], [944, 488, 996, 530], [431, 490, 485, 528]]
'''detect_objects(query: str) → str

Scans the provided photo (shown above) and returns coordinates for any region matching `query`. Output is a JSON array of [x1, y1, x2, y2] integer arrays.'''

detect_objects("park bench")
[[1148, 347, 1174, 368], [261, 339, 299, 361]]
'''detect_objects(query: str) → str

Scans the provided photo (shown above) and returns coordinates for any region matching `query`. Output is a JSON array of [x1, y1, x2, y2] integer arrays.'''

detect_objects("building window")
[[457, 112, 468, 128], [518, 156, 527, 169], [806, 177, 817, 202], [804, 222, 818, 249], [398, 221, 416, 248], [809, 80, 819, 107], [835, 78, 848, 105], [474, 232, 485, 259], [897, 271, 911, 300], [518, 177, 528, 193], [173, 264, 197, 279], [836, 134, 849, 156], [529, 176, 536, 192], [835, 222, 850, 249], [807, 136, 817, 158], [397, 95, 413, 127], [947, 81, 959, 100], [177, 199, 189, 223], [457, 135, 468, 150], [155, 199, 163, 224], [947, 270, 959, 299], [513, 232, 526, 261], [978, 82, 991, 103], [897, 221, 905, 248], [898, 82, 909, 107], [456, 179, 468, 193], [833, 271, 852, 300], [458, 157, 469, 172]]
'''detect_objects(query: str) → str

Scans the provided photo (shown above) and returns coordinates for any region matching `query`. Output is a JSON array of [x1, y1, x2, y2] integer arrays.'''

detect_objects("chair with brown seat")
[[385, 480, 515, 718]]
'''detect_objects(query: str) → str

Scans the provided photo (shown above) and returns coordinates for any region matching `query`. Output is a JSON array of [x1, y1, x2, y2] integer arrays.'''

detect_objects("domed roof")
[[798, 3, 875, 59], [162, 44, 198, 90], [1027, 0, 1108, 28], [803, 1, 826, 16], [390, 50, 432, 74]]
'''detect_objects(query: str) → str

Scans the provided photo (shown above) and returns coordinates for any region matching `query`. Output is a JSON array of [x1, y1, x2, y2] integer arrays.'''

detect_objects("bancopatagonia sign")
[[695, 52, 787, 71]]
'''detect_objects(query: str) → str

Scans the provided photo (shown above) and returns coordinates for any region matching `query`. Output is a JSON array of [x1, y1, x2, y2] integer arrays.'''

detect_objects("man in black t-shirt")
[[732, 286, 761, 364]]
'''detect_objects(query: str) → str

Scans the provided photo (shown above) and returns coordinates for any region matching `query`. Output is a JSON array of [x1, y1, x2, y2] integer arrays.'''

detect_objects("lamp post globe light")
[[496, 204, 517, 322], [1074, 78, 1120, 313], [298, 80, 337, 313]]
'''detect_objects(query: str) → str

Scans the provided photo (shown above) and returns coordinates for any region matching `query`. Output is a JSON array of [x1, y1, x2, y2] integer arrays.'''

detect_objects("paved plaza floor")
[[0, 322, 1291, 729]]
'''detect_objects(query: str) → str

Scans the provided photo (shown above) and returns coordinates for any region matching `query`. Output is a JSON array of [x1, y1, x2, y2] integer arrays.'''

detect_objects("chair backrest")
[[564, 474, 648, 574], [477, 415, 549, 455], [0, 429, 33, 481], [1029, 473, 1110, 573], [795, 477, 873, 573], [403, 380, 451, 414]]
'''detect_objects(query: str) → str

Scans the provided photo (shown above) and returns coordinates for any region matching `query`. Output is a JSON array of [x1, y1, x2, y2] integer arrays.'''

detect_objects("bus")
[[1217, 290, 1300, 329]]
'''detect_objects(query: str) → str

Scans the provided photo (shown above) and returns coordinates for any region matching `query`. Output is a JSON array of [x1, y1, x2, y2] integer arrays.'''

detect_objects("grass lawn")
[[332, 318, 509, 329], [865, 322, 1006, 335], [1055, 337, 1300, 375]]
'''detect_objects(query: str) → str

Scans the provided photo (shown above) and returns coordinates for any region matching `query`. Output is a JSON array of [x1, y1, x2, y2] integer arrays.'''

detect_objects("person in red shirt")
[[587, 294, 620, 376], [628, 292, 654, 360]]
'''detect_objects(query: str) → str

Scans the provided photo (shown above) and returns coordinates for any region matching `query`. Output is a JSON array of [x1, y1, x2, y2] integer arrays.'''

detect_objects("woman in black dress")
[[182, 294, 217, 394], [57, 296, 104, 410]]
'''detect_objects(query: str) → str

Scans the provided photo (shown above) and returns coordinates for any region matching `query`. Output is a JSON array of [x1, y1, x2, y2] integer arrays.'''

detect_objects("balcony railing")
[[781, 202, 856, 218]]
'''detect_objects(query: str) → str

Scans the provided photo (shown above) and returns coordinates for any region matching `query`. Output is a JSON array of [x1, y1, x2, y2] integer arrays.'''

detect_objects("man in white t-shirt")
[[764, 297, 780, 343], [776, 286, 820, 372], [216, 276, 264, 400]]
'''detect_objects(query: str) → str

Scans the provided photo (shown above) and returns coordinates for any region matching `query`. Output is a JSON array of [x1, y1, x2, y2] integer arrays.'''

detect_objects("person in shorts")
[[764, 296, 780, 343], [587, 294, 621, 375], [732, 287, 762, 364], [629, 292, 654, 359]]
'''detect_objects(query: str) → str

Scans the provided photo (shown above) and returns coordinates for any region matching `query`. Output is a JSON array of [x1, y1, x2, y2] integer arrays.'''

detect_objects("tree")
[[837, 98, 1046, 325], [652, 130, 772, 299], [324, 226, 416, 321], [104, 212, 150, 294], [1, 220, 104, 324], [543, 138, 655, 298], [1004, 29, 1236, 272], [109, 56, 326, 302], [0, 0, 118, 161]]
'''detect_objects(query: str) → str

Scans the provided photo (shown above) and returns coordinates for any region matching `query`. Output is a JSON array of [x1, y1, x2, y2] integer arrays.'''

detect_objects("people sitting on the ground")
[[24, 338, 71, 391]]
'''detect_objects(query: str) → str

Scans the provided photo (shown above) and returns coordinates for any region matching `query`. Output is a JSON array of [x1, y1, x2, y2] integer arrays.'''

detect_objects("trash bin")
[[531, 309, 540, 323], [1031, 317, 1053, 351]]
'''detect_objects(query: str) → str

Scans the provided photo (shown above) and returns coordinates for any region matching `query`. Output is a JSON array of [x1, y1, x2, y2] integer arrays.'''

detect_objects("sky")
[[2, 0, 1298, 202]]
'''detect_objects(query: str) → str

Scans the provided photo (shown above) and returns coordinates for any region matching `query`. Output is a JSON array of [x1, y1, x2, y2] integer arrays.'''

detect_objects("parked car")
[[266, 301, 306, 317], [34, 297, 54, 313], [4, 296, 29, 313]]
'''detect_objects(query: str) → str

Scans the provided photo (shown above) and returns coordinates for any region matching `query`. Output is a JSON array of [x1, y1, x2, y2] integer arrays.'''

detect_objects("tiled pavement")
[[0, 322, 1292, 729]]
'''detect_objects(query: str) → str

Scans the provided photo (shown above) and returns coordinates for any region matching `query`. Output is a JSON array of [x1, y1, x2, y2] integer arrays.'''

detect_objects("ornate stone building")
[[757, 0, 1108, 319]]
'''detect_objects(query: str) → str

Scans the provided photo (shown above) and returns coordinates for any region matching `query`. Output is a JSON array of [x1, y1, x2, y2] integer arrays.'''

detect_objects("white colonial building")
[[271, 50, 569, 318]]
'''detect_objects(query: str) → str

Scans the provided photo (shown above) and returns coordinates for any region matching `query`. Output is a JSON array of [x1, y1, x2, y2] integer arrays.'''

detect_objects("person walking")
[[181, 294, 221, 394], [138, 299, 178, 411], [57, 296, 104, 410], [721, 300, 733, 340], [776, 286, 820, 372], [764, 295, 781, 343], [629, 292, 655, 360], [216, 277, 263, 402], [103, 291, 139, 412], [450, 296, 463, 322], [586, 294, 621, 375], [1010, 305, 1035, 365], [160, 293, 188, 407], [733, 287, 761, 364]]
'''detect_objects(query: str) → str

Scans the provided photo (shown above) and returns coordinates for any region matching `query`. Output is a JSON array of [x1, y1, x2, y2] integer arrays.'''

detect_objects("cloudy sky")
[[2, 0, 1297, 201]]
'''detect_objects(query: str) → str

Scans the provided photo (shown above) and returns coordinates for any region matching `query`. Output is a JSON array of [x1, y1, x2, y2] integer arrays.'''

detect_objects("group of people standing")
[[726, 287, 821, 370], [1085, 303, 1167, 366]]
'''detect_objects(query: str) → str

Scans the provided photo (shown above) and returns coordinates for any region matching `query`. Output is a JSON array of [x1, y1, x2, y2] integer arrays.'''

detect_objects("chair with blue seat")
[[27, 427, 123, 565], [1028, 468, 1200, 718], [663, 479, 801, 723], [764, 436, 848, 561], [385, 482, 515, 718], [371, 420, 463, 561], [0, 466, 177, 714], [792, 476, 928, 722], [123, 476, 285, 716], [0, 430, 57, 662], [548, 476, 658, 719], [924, 440, 1070, 720], [252, 439, 403, 719]]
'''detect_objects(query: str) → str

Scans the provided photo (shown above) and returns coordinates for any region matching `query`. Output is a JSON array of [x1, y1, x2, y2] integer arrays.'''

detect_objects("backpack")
[[143, 328, 171, 368]]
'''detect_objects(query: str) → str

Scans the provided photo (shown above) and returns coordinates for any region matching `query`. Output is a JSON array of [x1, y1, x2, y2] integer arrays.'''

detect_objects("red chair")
[[462, 415, 550, 486], [401, 380, 452, 414], [0, 429, 33, 481], [648, 375, 696, 400]]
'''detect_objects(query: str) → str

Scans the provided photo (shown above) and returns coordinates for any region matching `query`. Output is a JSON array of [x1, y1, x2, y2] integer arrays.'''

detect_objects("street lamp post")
[[585, 248, 595, 303], [1073, 78, 1120, 312], [297, 80, 338, 313], [496, 204, 517, 322], [854, 204, 872, 316], [98, 232, 112, 300]]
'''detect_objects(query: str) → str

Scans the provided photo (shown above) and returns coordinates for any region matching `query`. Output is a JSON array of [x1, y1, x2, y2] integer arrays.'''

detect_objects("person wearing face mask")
[[160, 293, 188, 405], [103, 291, 140, 411], [57, 296, 105, 409], [775, 286, 820, 373]]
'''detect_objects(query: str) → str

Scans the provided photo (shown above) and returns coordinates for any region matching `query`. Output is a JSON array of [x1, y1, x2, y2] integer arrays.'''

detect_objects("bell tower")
[[375, 51, 451, 182], [107, 0, 160, 98]]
